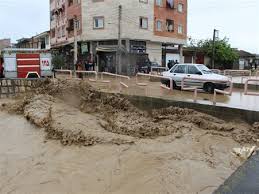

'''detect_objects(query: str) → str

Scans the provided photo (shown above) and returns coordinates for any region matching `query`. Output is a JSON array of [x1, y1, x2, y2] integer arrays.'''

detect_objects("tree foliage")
[[190, 38, 238, 69], [52, 55, 65, 69]]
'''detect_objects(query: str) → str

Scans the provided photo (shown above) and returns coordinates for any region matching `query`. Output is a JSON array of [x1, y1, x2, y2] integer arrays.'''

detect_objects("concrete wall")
[[126, 95, 259, 124]]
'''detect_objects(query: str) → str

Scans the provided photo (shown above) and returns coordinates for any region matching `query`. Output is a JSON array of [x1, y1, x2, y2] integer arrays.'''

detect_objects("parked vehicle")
[[139, 61, 162, 74], [161, 64, 230, 93], [0, 48, 52, 79]]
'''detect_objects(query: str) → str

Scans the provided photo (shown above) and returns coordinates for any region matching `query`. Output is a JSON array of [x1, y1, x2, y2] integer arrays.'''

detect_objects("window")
[[67, 19, 74, 31], [62, 26, 66, 37], [68, 0, 73, 6], [156, 20, 162, 31], [178, 24, 183, 34], [166, 0, 174, 9], [188, 66, 200, 75], [166, 19, 174, 32], [57, 27, 61, 38], [139, 0, 148, 3], [139, 17, 148, 29], [174, 65, 186, 74], [156, 0, 162, 6], [51, 29, 55, 38], [75, 19, 80, 30], [178, 3, 183, 13], [93, 17, 104, 29]]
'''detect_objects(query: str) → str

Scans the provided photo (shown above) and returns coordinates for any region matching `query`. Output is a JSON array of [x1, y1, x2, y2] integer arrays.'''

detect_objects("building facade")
[[50, 0, 188, 73], [16, 31, 50, 50], [0, 39, 11, 50]]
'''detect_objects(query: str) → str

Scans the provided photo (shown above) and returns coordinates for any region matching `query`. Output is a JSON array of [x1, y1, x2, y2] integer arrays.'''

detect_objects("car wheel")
[[204, 82, 215, 93]]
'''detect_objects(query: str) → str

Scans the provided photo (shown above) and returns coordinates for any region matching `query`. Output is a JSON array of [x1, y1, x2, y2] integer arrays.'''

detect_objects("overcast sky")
[[0, 0, 258, 53]]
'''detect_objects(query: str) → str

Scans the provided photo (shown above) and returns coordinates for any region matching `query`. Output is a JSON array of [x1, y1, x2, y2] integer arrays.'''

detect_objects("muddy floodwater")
[[0, 110, 243, 194], [0, 79, 258, 194]]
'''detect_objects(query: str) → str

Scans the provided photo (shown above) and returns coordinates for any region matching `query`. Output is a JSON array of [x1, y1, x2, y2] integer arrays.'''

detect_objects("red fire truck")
[[0, 48, 52, 79]]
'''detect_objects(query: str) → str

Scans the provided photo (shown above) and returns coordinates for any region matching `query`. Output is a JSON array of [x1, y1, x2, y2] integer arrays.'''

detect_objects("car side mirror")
[[196, 72, 202, 75]]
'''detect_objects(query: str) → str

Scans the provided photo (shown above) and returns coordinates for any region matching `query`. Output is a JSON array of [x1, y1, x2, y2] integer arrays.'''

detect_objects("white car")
[[161, 64, 230, 93]]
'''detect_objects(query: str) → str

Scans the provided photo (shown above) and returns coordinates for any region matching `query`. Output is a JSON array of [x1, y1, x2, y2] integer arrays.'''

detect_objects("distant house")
[[0, 39, 11, 50], [233, 50, 257, 70], [16, 31, 50, 50], [33, 31, 50, 50], [16, 38, 32, 48], [183, 47, 211, 66]]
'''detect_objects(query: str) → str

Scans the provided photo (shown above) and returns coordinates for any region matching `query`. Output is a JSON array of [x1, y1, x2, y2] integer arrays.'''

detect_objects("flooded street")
[[0, 110, 245, 194], [88, 76, 259, 111]]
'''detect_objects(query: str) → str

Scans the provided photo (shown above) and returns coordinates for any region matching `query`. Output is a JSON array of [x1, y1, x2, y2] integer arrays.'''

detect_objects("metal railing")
[[98, 72, 131, 92], [181, 77, 233, 104], [75, 70, 98, 81], [211, 69, 222, 74], [213, 83, 233, 105], [244, 79, 259, 96], [224, 70, 251, 77], [54, 69, 73, 79], [150, 67, 168, 75], [101, 72, 130, 80], [136, 73, 173, 90]]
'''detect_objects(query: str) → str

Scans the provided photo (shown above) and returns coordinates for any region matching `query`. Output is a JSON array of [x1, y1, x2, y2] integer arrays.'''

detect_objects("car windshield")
[[197, 65, 213, 74]]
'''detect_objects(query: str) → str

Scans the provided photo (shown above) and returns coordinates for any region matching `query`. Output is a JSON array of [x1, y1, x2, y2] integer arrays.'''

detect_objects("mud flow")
[[0, 79, 258, 194]]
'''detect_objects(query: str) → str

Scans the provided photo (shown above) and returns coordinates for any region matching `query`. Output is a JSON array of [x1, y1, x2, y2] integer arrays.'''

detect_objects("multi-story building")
[[50, 0, 188, 73]]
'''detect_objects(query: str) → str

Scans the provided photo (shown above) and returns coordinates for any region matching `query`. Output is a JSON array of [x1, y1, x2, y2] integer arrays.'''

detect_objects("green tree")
[[197, 38, 238, 69], [52, 55, 65, 69]]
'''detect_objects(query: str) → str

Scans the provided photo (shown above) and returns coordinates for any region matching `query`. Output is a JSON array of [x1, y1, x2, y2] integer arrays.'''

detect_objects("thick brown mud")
[[3, 79, 258, 145]]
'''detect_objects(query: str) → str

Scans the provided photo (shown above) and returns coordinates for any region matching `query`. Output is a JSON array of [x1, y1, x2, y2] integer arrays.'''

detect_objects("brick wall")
[[154, 0, 187, 40]]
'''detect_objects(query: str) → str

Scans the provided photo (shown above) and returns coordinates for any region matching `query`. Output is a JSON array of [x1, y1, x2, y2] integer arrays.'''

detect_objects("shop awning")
[[96, 46, 118, 52]]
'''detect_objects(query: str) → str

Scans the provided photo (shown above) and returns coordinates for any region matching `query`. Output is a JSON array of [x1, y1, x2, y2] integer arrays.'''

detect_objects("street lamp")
[[212, 29, 219, 69]]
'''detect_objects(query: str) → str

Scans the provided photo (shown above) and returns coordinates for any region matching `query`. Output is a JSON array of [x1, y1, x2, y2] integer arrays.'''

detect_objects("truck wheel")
[[27, 73, 40, 79], [204, 82, 215, 93]]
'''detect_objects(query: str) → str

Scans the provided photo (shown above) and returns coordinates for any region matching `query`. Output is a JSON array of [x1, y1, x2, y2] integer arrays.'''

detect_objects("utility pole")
[[117, 5, 122, 74], [73, 15, 78, 72], [212, 29, 219, 69]]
